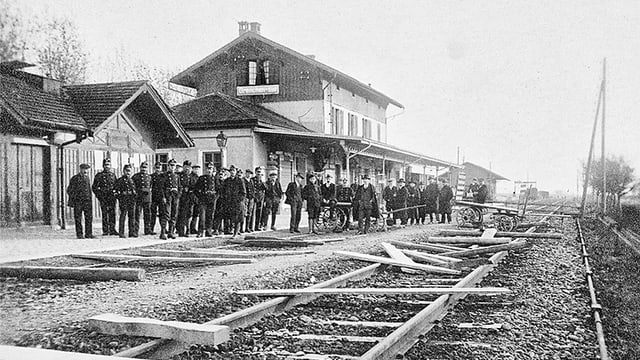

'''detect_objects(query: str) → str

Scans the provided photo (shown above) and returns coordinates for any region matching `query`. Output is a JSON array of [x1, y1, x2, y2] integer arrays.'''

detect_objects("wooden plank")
[[401, 250, 461, 265], [244, 234, 308, 240], [334, 251, 461, 275], [388, 240, 463, 253], [190, 248, 315, 256], [292, 334, 384, 343], [439, 229, 563, 239], [242, 240, 324, 247], [140, 249, 254, 259], [316, 319, 404, 328], [0, 345, 138, 359], [236, 287, 511, 296], [88, 313, 229, 345], [0, 266, 144, 282], [426, 237, 510, 245], [381, 242, 420, 274], [480, 229, 497, 238], [71, 253, 253, 264], [441, 240, 529, 257]]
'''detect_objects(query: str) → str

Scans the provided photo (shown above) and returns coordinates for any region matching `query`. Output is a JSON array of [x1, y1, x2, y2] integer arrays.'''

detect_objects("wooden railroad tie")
[[140, 248, 255, 259], [228, 239, 325, 247], [188, 248, 316, 257], [236, 287, 511, 296], [71, 253, 254, 264], [0, 345, 139, 359], [88, 313, 230, 345], [0, 266, 144, 282], [439, 229, 563, 239], [334, 251, 461, 275], [387, 240, 466, 253], [381, 242, 421, 274], [426, 237, 511, 245]]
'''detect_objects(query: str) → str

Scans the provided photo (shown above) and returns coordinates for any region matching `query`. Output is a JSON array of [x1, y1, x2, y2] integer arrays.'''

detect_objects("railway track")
[[110, 205, 563, 359]]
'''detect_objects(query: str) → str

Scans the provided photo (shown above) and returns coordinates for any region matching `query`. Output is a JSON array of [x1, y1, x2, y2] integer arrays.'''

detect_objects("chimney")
[[43, 77, 62, 96], [249, 22, 261, 34], [238, 21, 249, 36]]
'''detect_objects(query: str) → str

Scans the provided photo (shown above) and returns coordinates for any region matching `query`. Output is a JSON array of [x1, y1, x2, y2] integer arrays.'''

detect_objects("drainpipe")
[[57, 131, 90, 229]]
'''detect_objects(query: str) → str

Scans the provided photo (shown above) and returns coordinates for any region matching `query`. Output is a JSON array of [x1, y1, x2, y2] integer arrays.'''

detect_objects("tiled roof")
[[64, 81, 146, 128], [172, 93, 311, 132], [0, 73, 87, 132]]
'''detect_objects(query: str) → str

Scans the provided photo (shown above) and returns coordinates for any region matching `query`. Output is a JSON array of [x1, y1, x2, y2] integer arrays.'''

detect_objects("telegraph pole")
[[580, 81, 604, 218], [601, 58, 607, 214]]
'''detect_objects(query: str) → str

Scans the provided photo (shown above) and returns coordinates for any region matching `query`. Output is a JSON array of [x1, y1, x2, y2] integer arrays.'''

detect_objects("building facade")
[[169, 23, 457, 192]]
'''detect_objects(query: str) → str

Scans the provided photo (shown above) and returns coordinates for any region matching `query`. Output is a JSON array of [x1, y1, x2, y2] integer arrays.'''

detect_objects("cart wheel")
[[334, 208, 347, 230], [456, 207, 478, 227], [495, 215, 516, 232], [319, 208, 337, 231]]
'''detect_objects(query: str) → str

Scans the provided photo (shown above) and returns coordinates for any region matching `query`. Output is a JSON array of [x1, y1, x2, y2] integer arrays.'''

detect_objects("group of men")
[[383, 177, 454, 225], [466, 177, 489, 204], [67, 158, 285, 239], [284, 173, 379, 235]]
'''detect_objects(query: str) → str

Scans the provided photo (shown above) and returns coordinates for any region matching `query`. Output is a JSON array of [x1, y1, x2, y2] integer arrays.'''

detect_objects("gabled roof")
[[439, 161, 509, 181], [172, 92, 311, 132], [64, 81, 193, 147], [0, 72, 87, 133], [64, 80, 147, 128], [171, 31, 403, 108]]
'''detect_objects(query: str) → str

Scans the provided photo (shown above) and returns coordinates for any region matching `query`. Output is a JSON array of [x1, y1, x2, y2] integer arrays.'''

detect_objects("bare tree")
[[587, 155, 635, 210], [0, 0, 29, 62], [36, 18, 88, 84]]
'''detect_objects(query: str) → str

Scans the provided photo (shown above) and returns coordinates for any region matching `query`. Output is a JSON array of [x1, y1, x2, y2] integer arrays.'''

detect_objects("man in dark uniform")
[[477, 178, 489, 204], [321, 174, 337, 220], [225, 165, 246, 238], [67, 163, 95, 239], [382, 179, 397, 225], [132, 161, 152, 236], [285, 173, 304, 233], [424, 177, 440, 223], [92, 158, 117, 235], [242, 169, 256, 233], [439, 178, 454, 224], [150, 162, 164, 235], [467, 178, 480, 201], [194, 162, 217, 237], [263, 171, 283, 231], [162, 159, 181, 239], [336, 177, 355, 232], [177, 160, 197, 237], [395, 178, 409, 226], [406, 180, 420, 225], [417, 182, 427, 224], [252, 167, 267, 231], [355, 174, 378, 234], [114, 164, 137, 238], [189, 164, 201, 234]]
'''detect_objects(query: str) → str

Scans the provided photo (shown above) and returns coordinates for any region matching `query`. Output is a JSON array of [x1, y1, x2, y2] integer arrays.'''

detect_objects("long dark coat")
[[423, 183, 439, 213], [439, 185, 453, 214], [354, 184, 380, 218], [67, 173, 92, 208], [224, 176, 246, 222]]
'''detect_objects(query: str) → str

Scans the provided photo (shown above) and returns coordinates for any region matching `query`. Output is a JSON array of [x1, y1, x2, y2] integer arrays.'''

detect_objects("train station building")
[[167, 22, 458, 192]]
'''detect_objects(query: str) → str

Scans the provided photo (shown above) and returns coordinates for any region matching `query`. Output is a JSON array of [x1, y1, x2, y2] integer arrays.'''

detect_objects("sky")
[[13, 0, 640, 195]]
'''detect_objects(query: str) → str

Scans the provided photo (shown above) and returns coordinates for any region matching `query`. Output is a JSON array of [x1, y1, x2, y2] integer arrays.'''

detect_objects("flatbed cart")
[[455, 200, 521, 231]]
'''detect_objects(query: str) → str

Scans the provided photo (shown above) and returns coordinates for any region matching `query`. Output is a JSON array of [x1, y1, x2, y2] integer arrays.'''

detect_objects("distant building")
[[167, 22, 457, 191], [0, 61, 192, 227], [438, 161, 509, 201]]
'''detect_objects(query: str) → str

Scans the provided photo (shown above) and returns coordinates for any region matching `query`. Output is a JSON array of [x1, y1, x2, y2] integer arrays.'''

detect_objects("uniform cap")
[[102, 158, 111, 166], [154, 162, 162, 167], [362, 174, 371, 180], [123, 164, 132, 171], [398, 178, 405, 183], [472, 177, 478, 181], [140, 161, 149, 168], [80, 163, 91, 169], [168, 159, 177, 165], [245, 169, 253, 174], [229, 165, 236, 171], [269, 172, 278, 177], [183, 160, 192, 167], [192, 164, 201, 169]]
